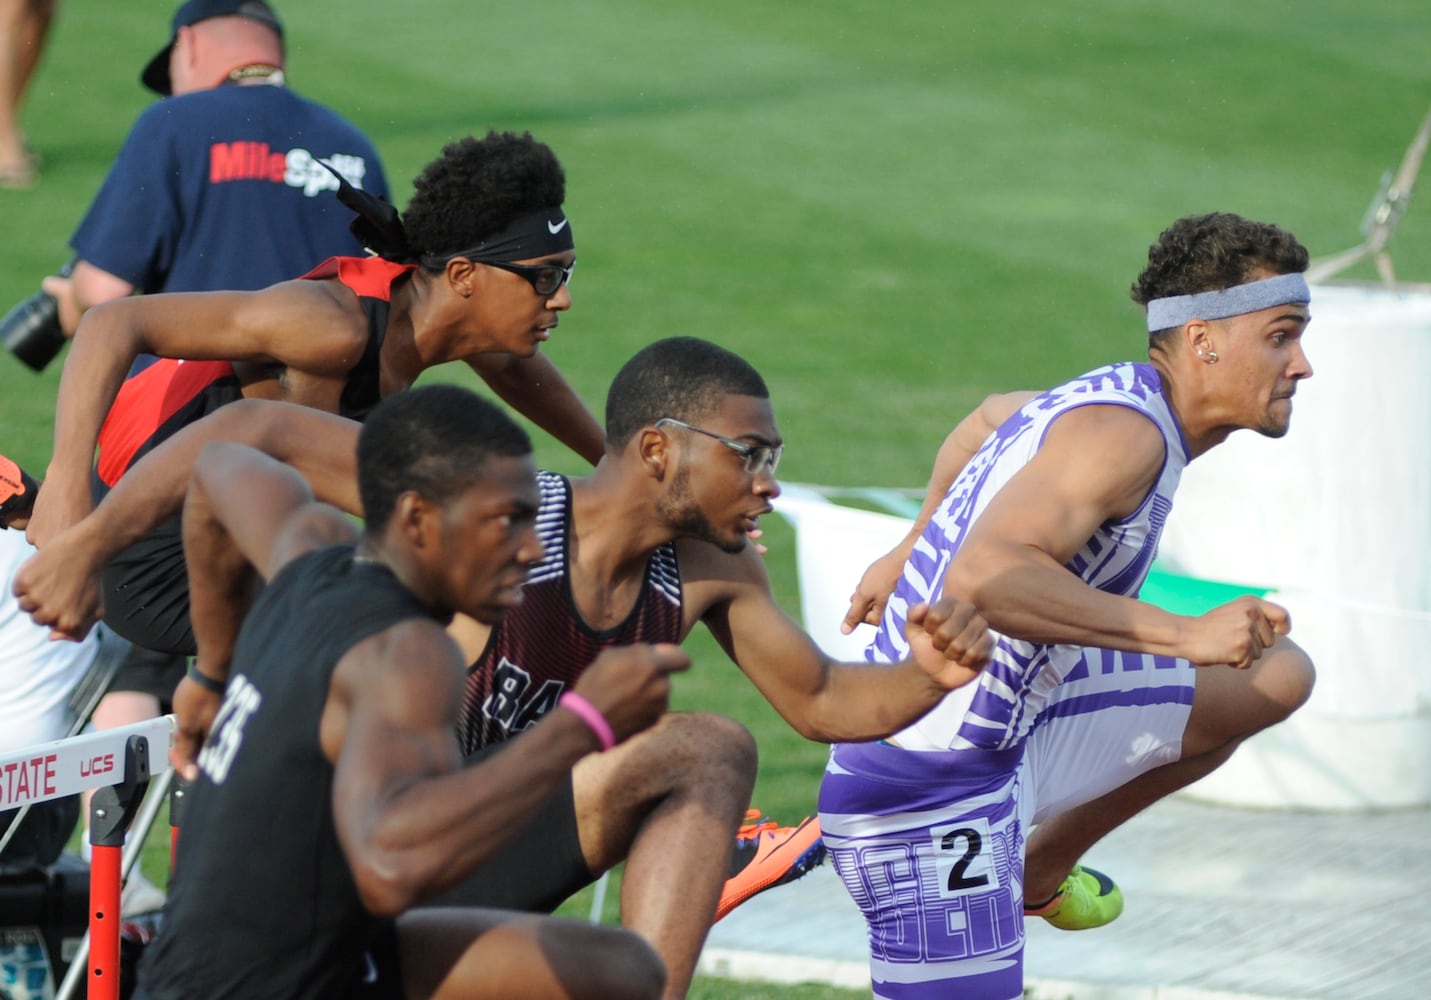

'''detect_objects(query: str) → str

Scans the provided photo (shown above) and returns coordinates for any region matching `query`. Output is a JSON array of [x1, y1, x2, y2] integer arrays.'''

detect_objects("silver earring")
[[1204, 350, 1219, 364]]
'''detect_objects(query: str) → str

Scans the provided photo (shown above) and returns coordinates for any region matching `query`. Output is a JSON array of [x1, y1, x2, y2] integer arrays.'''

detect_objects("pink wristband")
[[559, 691, 615, 751]]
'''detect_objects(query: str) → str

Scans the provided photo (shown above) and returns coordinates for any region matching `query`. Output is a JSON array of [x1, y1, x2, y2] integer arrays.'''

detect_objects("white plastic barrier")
[[775, 487, 915, 663], [1157, 282, 1431, 810]]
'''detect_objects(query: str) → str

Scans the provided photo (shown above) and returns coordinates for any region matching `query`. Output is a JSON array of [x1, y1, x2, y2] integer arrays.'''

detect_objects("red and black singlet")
[[94, 256, 415, 486]]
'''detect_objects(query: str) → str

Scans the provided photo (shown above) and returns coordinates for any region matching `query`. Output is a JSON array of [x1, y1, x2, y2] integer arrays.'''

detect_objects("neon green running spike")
[[1025, 864, 1124, 931]]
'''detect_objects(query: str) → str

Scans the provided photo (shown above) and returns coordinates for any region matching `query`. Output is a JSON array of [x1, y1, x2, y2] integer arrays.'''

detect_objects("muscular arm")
[[15, 401, 363, 641], [466, 351, 605, 465], [842, 391, 1038, 633], [170, 443, 357, 777], [945, 404, 1188, 653], [327, 628, 689, 916], [184, 443, 356, 683], [688, 543, 990, 743], [32, 281, 362, 547], [113, 400, 362, 549], [326, 624, 605, 915]]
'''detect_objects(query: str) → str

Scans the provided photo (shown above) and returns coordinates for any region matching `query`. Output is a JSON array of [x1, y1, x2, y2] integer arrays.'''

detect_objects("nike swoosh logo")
[[547, 218, 569, 234]]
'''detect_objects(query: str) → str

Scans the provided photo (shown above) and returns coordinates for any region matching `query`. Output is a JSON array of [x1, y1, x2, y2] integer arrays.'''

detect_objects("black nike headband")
[[420, 208, 574, 269]]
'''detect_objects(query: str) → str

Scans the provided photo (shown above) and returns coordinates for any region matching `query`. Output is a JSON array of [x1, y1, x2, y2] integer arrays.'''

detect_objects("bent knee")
[[659, 711, 759, 785], [573, 929, 665, 1000], [1258, 636, 1316, 718], [529, 921, 666, 1000], [1186, 637, 1316, 753], [609, 933, 666, 1000]]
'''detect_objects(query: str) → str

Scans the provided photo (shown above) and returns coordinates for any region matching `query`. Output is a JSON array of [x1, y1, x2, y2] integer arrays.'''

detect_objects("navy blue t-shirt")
[[71, 83, 388, 294]]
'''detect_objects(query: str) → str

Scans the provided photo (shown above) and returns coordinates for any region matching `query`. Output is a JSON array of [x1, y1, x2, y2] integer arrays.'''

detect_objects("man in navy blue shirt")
[[42, 0, 387, 332]]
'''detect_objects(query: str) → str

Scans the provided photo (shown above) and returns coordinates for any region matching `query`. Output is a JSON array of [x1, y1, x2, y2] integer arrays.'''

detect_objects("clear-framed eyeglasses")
[[655, 417, 782, 475]]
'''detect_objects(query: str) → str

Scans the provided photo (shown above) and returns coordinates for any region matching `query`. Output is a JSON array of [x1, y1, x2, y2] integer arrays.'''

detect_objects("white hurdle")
[[0, 716, 175, 1000]]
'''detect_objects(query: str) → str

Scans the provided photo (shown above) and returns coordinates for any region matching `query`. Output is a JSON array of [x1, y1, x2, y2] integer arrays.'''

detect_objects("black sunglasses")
[[483, 260, 575, 297]]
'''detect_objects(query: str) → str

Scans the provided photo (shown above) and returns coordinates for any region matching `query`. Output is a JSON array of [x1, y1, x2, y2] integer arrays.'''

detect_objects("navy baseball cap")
[[141, 0, 284, 95]]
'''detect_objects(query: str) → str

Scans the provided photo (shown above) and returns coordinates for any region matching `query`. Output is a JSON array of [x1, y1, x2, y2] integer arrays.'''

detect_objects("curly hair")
[[357, 384, 531, 531], [605, 337, 769, 448], [1131, 213, 1309, 325], [400, 131, 566, 264]]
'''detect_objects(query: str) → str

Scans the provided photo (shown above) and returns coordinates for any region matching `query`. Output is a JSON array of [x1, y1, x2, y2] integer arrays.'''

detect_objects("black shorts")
[[353, 920, 404, 1000], [424, 742, 593, 913], [100, 511, 197, 658], [108, 642, 186, 706], [132, 924, 403, 1000]]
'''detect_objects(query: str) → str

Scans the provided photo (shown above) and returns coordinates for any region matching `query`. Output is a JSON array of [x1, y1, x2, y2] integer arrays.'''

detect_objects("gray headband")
[[1145, 273, 1310, 332]]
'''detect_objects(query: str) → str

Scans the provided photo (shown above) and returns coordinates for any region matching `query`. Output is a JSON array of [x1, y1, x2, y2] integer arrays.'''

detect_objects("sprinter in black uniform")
[[134, 385, 686, 1000], [16, 130, 603, 651]]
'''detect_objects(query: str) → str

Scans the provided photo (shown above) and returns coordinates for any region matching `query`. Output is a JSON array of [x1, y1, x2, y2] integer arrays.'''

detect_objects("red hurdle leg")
[[87, 734, 153, 1000], [87, 840, 123, 1000]]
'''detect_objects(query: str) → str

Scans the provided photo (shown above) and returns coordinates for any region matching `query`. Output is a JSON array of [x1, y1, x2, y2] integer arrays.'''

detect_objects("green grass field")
[[9, 2, 1430, 996]]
